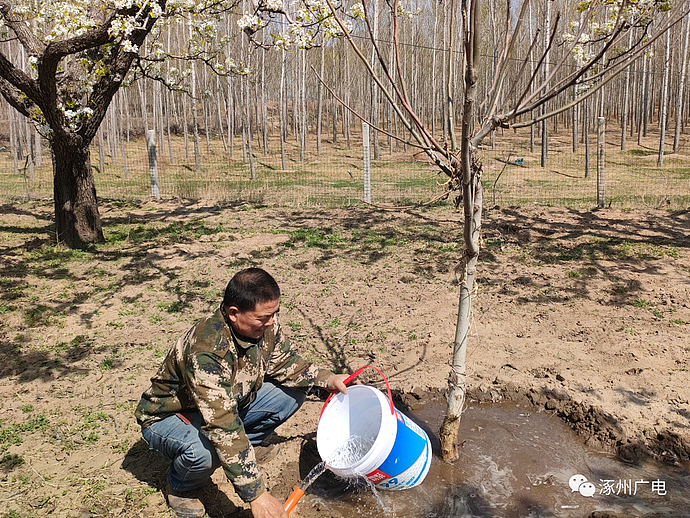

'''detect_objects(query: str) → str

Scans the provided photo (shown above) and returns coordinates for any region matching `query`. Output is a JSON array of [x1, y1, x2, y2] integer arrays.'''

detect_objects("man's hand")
[[326, 373, 351, 394], [250, 491, 288, 518]]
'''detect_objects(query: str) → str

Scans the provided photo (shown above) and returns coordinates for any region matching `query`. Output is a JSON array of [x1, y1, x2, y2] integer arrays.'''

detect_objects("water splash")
[[325, 435, 375, 469], [325, 436, 394, 515], [295, 436, 395, 515], [299, 460, 327, 491], [364, 476, 393, 515]]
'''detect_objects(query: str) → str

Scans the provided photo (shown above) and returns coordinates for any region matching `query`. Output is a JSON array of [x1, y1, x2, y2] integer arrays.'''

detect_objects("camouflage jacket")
[[134, 304, 334, 502]]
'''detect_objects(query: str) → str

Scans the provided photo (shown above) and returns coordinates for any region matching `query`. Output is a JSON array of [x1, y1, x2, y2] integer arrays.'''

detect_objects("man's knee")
[[179, 442, 219, 473], [273, 385, 306, 422]]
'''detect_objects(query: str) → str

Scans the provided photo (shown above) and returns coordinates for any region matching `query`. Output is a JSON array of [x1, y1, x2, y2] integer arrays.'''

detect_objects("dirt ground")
[[0, 200, 689, 518]]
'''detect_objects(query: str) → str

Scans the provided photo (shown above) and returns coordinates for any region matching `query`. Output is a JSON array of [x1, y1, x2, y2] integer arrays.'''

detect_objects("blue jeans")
[[141, 380, 306, 492]]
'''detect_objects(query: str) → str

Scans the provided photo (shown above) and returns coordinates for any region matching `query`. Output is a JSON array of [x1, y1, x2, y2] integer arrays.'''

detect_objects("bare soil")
[[0, 200, 689, 517]]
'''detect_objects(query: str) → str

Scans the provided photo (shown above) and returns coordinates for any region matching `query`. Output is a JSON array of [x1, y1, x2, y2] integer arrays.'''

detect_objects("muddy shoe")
[[165, 484, 205, 518], [254, 444, 280, 464]]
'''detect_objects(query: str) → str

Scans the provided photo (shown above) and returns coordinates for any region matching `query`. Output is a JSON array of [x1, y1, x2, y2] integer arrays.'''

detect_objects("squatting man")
[[135, 268, 349, 518]]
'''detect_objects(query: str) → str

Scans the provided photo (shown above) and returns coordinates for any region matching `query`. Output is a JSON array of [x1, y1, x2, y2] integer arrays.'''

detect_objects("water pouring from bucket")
[[283, 366, 432, 514]]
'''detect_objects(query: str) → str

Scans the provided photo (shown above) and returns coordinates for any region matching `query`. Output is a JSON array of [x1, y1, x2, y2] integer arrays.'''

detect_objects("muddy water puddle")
[[303, 402, 690, 517]]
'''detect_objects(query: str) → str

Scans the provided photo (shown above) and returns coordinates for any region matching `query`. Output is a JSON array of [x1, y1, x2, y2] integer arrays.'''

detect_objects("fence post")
[[362, 121, 371, 203], [597, 117, 605, 208], [146, 129, 161, 200]]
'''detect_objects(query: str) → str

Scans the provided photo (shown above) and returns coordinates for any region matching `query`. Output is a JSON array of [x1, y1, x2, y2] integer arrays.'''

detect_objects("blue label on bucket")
[[376, 440, 431, 490], [375, 411, 428, 479]]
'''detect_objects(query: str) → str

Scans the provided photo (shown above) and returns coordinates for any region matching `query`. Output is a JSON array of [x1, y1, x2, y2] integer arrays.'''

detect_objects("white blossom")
[[237, 14, 263, 31], [150, 3, 163, 18], [122, 39, 139, 53], [264, 0, 283, 11], [113, 0, 135, 9]]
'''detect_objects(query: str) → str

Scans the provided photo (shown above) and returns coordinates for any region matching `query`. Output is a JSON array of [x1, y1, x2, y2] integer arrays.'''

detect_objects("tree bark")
[[641, 54, 650, 141], [332, 46, 339, 145], [621, 31, 632, 150], [529, 1, 535, 154], [584, 97, 590, 178], [597, 117, 605, 208], [658, 14, 671, 167], [261, 47, 269, 154], [674, 13, 690, 153], [431, 0, 439, 137], [52, 135, 104, 247], [300, 48, 307, 163], [439, 0, 481, 462], [446, 0, 457, 150], [541, 0, 552, 167], [317, 43, 325, 153], [572, 87, 578, 153], [370, 0, 380, 160], [280, 49, 287, 170]]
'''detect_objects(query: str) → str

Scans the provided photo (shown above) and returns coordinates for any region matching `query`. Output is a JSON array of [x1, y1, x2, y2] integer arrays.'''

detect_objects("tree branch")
[[0, 0, 45, 54], [0, 51, 43, 108], [510, 2, 689, 128], [0, 75, 33, 118], [311, 64, 433, 153], [323, 0, 450, 173]]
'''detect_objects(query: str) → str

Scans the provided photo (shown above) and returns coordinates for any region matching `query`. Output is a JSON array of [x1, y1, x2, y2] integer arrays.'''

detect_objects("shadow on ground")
[[121, 438, 249, 518]]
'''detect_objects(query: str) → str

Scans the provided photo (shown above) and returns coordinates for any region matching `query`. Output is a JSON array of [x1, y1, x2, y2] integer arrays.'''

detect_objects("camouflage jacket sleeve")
[[264, 318, 334, 390], [185, 346, 266, 502]]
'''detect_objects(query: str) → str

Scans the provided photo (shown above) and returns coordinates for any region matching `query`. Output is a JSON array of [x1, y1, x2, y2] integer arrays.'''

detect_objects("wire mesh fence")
[[1, 122, 689, 210]]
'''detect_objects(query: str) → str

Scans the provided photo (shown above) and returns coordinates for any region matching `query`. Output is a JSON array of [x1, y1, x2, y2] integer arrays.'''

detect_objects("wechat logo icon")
[[569, 474, 596, 497]]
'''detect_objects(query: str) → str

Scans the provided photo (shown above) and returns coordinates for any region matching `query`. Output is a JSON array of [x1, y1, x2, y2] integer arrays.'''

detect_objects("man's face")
[[226, 299, 280, 340]]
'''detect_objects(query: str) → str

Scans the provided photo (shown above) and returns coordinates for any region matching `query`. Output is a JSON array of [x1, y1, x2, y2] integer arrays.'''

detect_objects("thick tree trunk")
[[52, 136, 104, 247]]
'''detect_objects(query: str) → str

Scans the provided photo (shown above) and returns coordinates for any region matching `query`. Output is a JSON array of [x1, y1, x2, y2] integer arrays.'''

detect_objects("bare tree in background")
[[260, 0, 688, 461]]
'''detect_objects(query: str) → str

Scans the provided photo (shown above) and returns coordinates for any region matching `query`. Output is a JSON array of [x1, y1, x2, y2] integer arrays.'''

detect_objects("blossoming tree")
[[0, 0, 242, 247]]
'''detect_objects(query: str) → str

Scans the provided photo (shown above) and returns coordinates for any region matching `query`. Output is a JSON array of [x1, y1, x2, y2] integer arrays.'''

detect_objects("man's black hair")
[[223, 268, 280, 312]]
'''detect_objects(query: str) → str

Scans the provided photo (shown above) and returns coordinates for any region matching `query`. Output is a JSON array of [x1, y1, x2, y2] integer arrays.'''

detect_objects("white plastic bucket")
[[317, 381, 432, 490]]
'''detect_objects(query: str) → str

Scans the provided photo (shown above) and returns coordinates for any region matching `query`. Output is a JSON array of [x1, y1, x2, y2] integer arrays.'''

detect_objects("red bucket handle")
[[319, 365, 394, 419]]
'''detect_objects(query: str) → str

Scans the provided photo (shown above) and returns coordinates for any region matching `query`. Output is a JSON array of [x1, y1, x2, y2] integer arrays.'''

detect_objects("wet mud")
[[275, 387, 690, 518], [397, 383, 690, 466]]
